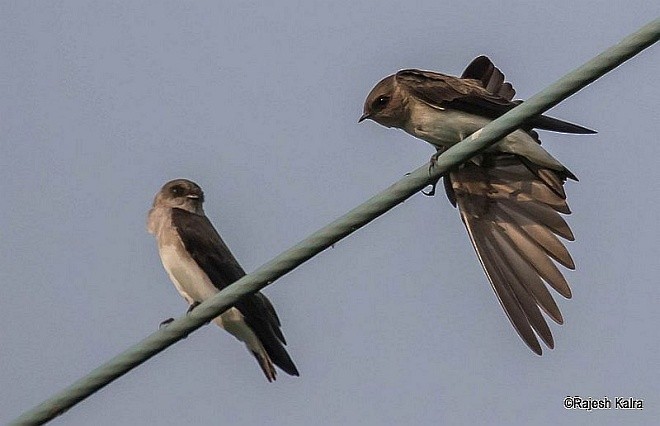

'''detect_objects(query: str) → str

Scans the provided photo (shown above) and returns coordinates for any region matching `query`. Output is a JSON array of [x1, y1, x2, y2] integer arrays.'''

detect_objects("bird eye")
[[170, 185, 183, 196], [373, 95, 390, 109]]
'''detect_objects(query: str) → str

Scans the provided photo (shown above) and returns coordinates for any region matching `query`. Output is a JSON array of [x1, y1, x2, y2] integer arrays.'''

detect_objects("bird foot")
[[187, 301, 201, 314], [422, 177, 441, 197], [423, 148, 445, 196], [159, 318, 174, 328], [428, 148, 445, 172]]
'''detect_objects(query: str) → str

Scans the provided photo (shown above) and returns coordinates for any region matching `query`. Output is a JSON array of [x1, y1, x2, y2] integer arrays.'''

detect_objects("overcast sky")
[[1, 2, 658, 425]]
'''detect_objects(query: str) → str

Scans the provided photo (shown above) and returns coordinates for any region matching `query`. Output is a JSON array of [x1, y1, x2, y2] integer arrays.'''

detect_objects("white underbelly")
[[406, 108, 489, 147], [404, 105, 563, 170], [159, 244, 219, 303], [159, 243, 265, 353]]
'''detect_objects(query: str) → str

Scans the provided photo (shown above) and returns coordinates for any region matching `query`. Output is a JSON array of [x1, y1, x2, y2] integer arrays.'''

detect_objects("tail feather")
[[248, 316, 300, 377], [532, 115, 597, 135], [252, 350, 277, 382], [237, 294, 300, 378]]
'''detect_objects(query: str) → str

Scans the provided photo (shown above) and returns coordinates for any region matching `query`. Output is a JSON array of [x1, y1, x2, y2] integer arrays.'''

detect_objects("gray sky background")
[[1, 2, 658, 425]]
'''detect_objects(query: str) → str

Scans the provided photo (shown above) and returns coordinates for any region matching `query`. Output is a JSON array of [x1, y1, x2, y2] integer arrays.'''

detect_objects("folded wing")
[[396, 56, 596, 134], [171, 208, 299, 377]]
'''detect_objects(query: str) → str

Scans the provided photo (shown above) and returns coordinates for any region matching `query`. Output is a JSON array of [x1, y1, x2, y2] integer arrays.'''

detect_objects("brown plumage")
[[361, 56, 596, 354], [148, 179, 299, 380]]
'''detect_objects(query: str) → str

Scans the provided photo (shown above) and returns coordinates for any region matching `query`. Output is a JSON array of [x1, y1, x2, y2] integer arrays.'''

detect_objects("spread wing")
[[171, 208, 299, 376], [396, 57, 595, 134], [444, 154, 575, 354]]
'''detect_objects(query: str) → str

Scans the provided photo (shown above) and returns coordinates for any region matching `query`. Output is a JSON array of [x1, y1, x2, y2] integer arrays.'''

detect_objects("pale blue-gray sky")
[[1, 2, 658, 425]]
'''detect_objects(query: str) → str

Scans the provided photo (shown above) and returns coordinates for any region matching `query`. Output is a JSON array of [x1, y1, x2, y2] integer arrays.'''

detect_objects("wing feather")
[[171, 208, 298, 376], [396, 59, 596, 134], [448, 154, 575, 353]]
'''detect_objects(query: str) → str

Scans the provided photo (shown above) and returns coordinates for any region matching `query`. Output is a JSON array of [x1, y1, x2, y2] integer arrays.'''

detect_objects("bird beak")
[[358, 112, 370, 123]]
